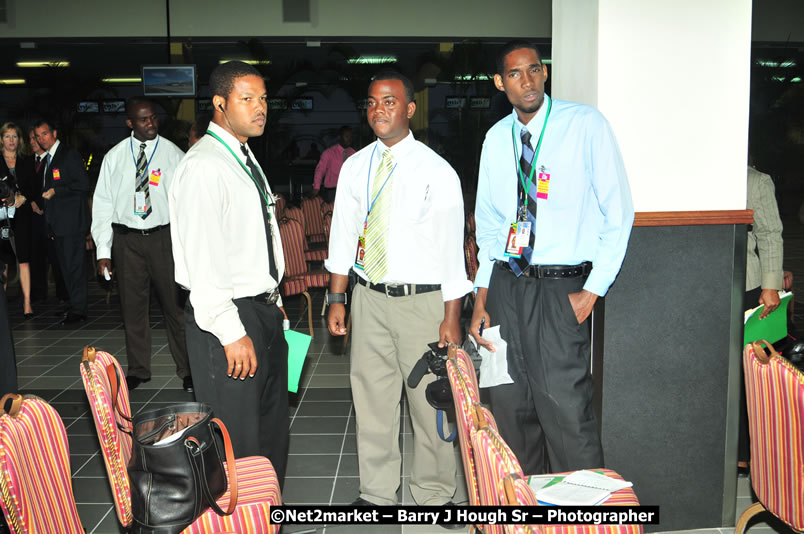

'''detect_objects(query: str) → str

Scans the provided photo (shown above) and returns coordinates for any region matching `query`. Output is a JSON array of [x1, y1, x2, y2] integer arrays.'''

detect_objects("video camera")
[[407, 340, 482, 411]]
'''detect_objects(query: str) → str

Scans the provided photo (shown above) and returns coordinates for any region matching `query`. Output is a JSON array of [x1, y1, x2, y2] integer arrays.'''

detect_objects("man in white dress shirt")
[[92, 98, 192, 392], [169, 61, 289, 484], [326, 70, 471, 511]]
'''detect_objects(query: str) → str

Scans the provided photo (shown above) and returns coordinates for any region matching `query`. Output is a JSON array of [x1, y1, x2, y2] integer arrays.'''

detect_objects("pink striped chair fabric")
[[538, 470, 642, 534], [502, 474, 539, 534], [0, 394, 84, 533], [465, 234, 479, 283], [471, 412, 642, 534], [274, 193, 286, 221], [301, 196, 326, 243], [279, 218, 323, 336], [320, 201, 334, 218], [279, 217, 309, 278], [79, 348, 133, 525], [323, 210, 333, 241], [737, 340, 804, 534], [79, 347, 282, 533], [446, 347, 494, 509]]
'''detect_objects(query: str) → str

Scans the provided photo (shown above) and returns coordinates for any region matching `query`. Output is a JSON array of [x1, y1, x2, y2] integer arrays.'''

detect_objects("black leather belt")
[[245, 291, 280, 305], [356, 276, 441, 297], [112, 223, 169, 236], [497, 260, 592, 279]]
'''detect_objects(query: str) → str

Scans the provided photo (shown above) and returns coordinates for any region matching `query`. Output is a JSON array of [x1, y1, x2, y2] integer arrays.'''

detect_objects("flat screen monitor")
[[142, 65, 196, 97]]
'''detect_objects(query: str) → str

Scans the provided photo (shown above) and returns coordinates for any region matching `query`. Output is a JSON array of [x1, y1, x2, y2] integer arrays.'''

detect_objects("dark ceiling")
[[0, 36, 552, 93]]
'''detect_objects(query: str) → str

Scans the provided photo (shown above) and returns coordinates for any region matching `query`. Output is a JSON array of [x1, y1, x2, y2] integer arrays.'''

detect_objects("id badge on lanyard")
[[354, 222, 367, 270]]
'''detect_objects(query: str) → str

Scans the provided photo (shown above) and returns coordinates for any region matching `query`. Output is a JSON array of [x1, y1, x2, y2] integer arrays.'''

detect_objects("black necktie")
[[241, 144, 279, 283]]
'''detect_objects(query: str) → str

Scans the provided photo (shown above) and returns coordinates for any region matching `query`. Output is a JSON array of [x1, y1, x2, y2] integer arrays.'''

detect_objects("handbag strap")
[[186, 417, 239, 516], [105, 362, 134, 434]]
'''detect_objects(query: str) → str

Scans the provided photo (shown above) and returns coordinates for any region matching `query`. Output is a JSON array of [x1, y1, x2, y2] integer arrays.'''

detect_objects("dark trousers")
[[740, 286, 763, 464], [53, 233, 87, 315], [0, 282, 17, 396], [30, 212, 66, 301], [185, 298, 289, 486], [486, 262, 603, 474], [321, 187, 337, 204], [112, 229, 190, 380]]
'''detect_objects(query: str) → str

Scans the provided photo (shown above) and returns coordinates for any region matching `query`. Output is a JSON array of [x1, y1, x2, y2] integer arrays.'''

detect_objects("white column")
[[552, 0, 753, 212]]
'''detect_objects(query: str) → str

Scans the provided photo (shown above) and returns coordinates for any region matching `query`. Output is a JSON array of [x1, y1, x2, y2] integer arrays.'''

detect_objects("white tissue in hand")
[[472, 326, 514, 388]]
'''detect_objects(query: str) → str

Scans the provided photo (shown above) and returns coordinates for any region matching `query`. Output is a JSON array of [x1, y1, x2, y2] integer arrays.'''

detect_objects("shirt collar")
[[208, 121, 249, 161], [47, 139, 61, 158], [376, 129, 415, 160], [513, 94, 551, 137], [130, 132, 159, 149]]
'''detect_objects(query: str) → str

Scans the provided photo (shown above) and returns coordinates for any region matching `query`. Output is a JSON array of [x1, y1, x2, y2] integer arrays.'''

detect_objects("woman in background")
[[0, 122, 35, 318]]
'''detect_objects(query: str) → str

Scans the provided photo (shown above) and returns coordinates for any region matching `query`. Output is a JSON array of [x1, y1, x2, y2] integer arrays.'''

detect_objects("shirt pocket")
[[397, 179, 432, 224]]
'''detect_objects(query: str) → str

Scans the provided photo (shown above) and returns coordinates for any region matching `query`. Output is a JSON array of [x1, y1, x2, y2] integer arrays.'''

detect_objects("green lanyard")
[[511, 96, 551, 216], [206, 130, 273, 208]]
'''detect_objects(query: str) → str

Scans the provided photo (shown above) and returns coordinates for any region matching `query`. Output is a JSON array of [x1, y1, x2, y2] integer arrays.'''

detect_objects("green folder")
[[744, 291, 793, 345], [285, 330, 312, 393]]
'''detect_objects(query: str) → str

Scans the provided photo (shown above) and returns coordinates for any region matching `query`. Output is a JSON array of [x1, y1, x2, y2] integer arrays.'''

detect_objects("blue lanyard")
[[364, 144, 397, 222], [130, 136, 160, 179]]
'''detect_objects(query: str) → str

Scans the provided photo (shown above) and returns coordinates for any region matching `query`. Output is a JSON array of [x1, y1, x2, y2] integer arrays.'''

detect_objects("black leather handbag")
[[127, 403, 239, 534]]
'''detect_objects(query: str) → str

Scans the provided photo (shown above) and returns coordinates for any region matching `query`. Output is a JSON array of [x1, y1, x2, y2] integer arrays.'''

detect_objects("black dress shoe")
[[350, 497, 376, 506], [60, 312, 86, 326], [126, 375, 151, 391], [440, 501, 465, 530], [23, 313, 33, 320], [182, 376, 194, 393]]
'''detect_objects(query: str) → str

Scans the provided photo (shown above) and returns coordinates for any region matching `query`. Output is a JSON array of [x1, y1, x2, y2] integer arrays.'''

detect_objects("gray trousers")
[[350, 283, 457, 505]]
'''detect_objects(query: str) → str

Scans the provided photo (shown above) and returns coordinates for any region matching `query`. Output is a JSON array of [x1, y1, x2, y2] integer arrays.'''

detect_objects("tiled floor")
[[6, 218, 804, 533]]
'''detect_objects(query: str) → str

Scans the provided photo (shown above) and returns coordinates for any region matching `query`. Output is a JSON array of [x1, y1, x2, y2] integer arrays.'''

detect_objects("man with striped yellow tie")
[[326, 70, 472, 513]]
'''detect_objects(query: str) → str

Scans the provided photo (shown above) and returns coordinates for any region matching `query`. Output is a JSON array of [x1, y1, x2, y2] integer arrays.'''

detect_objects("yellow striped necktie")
[[363, 149, 394, 283]]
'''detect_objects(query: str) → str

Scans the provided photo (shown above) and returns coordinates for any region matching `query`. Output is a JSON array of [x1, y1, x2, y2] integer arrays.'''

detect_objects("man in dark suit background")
[[34, 119, 90, 325], [28, 129, 68, 304]]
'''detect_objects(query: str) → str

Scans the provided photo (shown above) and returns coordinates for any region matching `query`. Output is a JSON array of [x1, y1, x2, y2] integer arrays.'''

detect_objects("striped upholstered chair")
[[0, 393, 84, 533], [279, 217, 329, 337], [471, 420, 643, 534], [274, 193, 286, 221], [736, 340, 804, 534], [502, 473, 539, 534], [79, 346, 282, 533], [285, 204, 327, 263], [446, 345, 494, 515], [301, 195, 327, 244]]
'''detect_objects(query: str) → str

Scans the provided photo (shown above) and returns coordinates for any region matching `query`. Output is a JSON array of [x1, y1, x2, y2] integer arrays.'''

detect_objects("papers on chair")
[[533, 470, 633, 506], [744, 290, 793, 345], [564, 470, 633, 492], [528, 475, 559, 493], [470, 326, 514, 388]]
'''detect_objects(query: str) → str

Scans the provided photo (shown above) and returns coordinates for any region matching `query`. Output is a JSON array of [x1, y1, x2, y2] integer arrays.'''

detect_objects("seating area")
[[445, 345, 643, 534], [5, 222, 804, 532]]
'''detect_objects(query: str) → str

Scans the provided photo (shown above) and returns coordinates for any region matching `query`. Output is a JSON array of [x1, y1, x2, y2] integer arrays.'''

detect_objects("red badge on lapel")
[[53, 169, 61, 180]]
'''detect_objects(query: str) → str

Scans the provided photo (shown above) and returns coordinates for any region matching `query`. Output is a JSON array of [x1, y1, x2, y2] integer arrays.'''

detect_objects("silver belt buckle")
[[266, 290, 279, 305]]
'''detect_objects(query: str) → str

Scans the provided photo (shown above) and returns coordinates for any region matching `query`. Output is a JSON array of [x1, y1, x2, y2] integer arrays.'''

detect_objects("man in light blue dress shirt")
[[470, 40, 634, 474]]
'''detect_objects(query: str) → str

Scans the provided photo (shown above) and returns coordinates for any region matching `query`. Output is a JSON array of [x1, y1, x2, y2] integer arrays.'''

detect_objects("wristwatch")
[[326, 292, 347, 305]]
